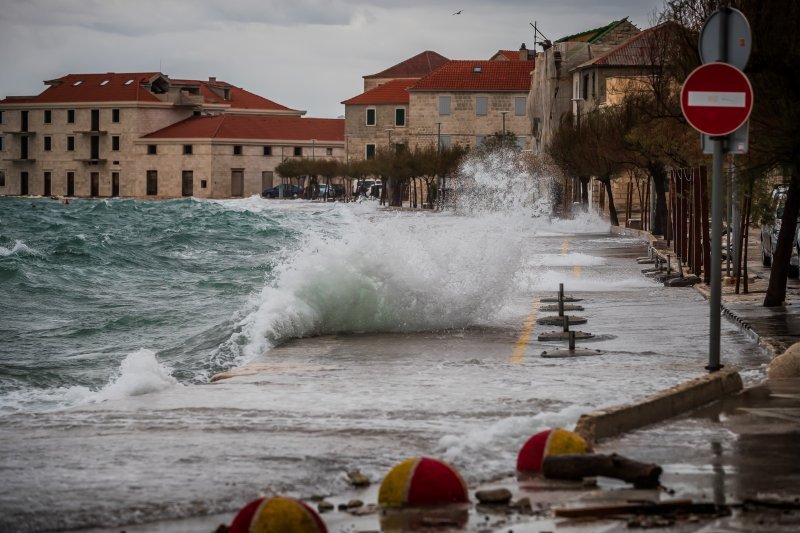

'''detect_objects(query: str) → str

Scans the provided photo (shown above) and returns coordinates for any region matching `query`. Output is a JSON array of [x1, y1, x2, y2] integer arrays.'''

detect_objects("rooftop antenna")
[[529, 21, 552, 50]]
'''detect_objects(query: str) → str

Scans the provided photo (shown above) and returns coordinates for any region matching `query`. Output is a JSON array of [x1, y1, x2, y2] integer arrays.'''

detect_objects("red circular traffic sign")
[[680, 62, 753, 136]]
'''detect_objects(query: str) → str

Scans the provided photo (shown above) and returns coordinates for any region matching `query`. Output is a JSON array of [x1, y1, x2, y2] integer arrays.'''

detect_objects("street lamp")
[[500, 111, 508, 135], [386, 128, 393, 150], [436, 122, 442, 153]]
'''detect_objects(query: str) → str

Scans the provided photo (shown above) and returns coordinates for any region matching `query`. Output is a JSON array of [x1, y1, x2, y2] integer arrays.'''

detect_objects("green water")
[[0, 196, 309, 411]]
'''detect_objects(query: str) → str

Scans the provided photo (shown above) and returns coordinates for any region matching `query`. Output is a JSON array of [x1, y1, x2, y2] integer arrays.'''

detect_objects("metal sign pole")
[[708, 138, 724, 371]]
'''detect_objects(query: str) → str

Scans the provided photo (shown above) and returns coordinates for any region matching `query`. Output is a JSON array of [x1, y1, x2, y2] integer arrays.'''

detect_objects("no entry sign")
[[680, 62, 753, 137]]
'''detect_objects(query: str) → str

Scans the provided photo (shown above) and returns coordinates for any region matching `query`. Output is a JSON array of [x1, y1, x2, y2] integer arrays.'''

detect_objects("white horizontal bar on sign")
[[687, 91, 746, 107]]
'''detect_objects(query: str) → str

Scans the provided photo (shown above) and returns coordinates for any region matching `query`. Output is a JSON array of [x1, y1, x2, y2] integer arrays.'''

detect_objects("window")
[[0, 110, 4, 124], [0, 171, 5, 187], [326, 147, 333, 156], [67, 171, 75, 196], [365, 144, 376, 160], [183, 144, 193, 155], [476, 96, 488, 116], [112, 109, 120, 123], [514, 97, 527, 116], [439, 96, 451, 115], [0, 136, 4, 152], [201, 180, 207, 189], [67, 136, 75, 151], [293, 146, 302, 156], [395, 108, 406, 127], [67, 110, 75, 124], [44, 110, 52, 124], [112, 136, 120, 151], [366, 108, 376, 126], [44, 136, 52, 151], [263, 146, 272, 156], [146, 170, 158, 195], [438, 135, 451, 149], [233, 145, 242, 155], [147, 144, 157, 155], [583, 74, 590, 100]]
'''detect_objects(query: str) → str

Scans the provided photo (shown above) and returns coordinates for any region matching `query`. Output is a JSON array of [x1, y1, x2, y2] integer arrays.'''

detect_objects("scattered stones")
[[317, 500, 334, 513], [475, 488, 513, 505], [347, 470, 371, 487], [510, 497, 533, 515], [346, 499, 364, 510], [348, 503, 379, 516]]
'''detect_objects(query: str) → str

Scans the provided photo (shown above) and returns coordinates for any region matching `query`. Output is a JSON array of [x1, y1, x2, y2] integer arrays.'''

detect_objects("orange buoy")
[[378, 457, 469, 507], [229, 496, 327, 533], [516, 428, 589, 473]]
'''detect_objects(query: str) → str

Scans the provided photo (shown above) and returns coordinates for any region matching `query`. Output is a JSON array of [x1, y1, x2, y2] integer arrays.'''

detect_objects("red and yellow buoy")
[[516, 428, 589, 473], [229, 496, 327, 533], [378, 456, 469, 507]]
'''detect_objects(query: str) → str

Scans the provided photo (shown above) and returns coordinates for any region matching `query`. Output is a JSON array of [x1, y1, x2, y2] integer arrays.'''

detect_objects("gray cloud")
[[0, 0, 664, 117]]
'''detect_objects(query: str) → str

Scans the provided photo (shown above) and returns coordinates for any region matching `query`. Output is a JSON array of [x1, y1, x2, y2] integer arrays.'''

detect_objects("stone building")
[[408, 59, 535, 151], [527, 18, 641, 156], [343, 50, 535, 162], [0, 72, 343, 198]]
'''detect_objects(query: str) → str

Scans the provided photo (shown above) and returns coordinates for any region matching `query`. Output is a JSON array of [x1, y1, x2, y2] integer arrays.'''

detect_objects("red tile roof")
[[575, 24, 666, 69], [492, 50, 521, 61], [170, 79, 296, 111], [341, 79, 414, 105], [0, 73, 297, 112], [142, 114, 344, 142], [409, 60, 534, 92], [365, 51, 449, 79], [0, 72, 164, 104]]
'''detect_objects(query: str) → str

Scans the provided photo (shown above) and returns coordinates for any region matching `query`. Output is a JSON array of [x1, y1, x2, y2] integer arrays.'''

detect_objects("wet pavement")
[[52, 228, 800, 532]]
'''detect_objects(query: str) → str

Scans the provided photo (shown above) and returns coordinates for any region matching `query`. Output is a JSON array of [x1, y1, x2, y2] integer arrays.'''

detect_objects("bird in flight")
[[453, 10, 462, 15]]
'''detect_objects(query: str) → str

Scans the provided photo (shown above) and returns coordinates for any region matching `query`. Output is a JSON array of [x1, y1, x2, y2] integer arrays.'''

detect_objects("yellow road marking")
[[562, 237, 582, 278], [511, 297, 540, 364]]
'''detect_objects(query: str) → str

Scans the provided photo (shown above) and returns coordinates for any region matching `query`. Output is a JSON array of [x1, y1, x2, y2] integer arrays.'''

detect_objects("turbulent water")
[[0, 154, 768, 532]]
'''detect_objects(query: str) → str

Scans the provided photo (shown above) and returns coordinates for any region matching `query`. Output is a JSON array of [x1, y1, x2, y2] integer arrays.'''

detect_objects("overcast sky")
[[0, 0, 665, 118]]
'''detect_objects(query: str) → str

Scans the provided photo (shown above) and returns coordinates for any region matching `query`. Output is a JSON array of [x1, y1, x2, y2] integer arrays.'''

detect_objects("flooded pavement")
[[0, 227, 773, 532]]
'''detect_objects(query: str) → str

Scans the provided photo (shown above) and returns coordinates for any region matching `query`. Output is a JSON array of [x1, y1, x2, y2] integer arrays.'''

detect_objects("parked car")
[[760, 184, 800, 277], [353, 180, 382, 198], [261, 184, 303, 199], [318, 183, 345, 199]]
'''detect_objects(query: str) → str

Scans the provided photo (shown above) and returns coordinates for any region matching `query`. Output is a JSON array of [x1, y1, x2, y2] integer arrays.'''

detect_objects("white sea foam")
[[531, 268, 658, 292], [527, 253, 605, 267], [0, 239, 39, 257], [437, 403, 589, 481], [95, 349, 178, 400]]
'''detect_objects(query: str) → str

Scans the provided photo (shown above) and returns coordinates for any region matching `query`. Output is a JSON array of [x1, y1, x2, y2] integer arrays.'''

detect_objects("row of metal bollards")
[[536, 283, 602, 358]]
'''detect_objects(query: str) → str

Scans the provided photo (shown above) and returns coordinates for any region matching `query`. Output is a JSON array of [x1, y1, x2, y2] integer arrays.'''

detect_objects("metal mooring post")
[[562, 315, 569, 333], [568, 331, 576, 350], [558, 283, 565, 317]]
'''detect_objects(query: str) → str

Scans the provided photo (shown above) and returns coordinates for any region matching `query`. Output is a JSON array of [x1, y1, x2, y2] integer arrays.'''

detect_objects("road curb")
[[574, 368, 743, 444]]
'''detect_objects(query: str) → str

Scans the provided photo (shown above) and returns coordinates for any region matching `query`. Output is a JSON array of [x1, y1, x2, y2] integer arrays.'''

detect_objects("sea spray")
[[453, 148, 555, 217]]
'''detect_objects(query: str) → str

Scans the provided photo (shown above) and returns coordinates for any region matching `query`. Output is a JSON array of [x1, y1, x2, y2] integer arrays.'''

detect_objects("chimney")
[[208, 76, 216, 83], [519, 43, 529, 60]]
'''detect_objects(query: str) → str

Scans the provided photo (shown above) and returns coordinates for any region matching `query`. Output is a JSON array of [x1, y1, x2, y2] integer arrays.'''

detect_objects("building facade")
[[0, 72, 342, 199]]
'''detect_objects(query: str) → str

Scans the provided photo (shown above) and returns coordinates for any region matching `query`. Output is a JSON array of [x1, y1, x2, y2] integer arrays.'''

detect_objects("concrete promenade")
[[103, 226, 800, 533]]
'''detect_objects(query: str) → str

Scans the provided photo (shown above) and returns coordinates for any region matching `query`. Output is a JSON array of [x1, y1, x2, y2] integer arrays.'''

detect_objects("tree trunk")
[[602, 178, 620, 226], [542, 453, 662, 488], [764, 174, 800, 306], [649, 161, 670, 238], [579, 176, 590, 205]]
